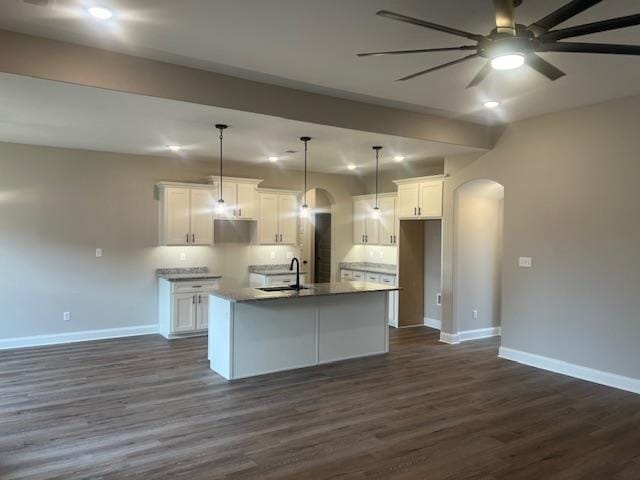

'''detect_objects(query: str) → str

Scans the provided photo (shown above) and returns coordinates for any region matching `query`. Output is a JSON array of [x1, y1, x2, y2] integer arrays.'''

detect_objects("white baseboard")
[[0, 324, 159, 350], [440, 326, 501, 345], [459, 326, 501, 342], [499, 346, 640, 395], [424, 317, 442, 330]]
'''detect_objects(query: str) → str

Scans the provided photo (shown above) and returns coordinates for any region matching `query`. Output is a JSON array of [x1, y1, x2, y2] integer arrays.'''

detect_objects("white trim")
[[459, 326, 501, 342], [392, 174, 447, 186], [499, 347, 640, 395], [439, 332, 459, 344], [0, 325, 159, 350], [424, 317, 442, 330]]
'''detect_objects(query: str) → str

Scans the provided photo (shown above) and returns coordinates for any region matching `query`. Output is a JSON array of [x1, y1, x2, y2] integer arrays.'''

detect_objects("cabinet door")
[[397, 183, 419, 218], [219, 182, 238, 218], [196, 294, 208, 330], [190, 189, 214, 245], [172, 293, 197, 333], [258, 193, 279, 244], [353, 198, 368, 244], [419, 182, 443, 218], [366, 198, 380, 244], [236, 183, 255, 219], [164, 187, 191, 245], [378, 196, 396, 245], [278, 194, 298, 244]]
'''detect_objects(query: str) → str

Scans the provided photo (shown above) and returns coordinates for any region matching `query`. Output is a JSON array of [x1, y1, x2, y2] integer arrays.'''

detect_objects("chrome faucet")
[[289, 257, 301, 290]]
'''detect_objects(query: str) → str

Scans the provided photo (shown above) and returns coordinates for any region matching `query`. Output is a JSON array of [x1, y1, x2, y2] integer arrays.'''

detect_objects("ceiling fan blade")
[[357, 45, 476, 57], [466, 62, 492, 88], [377, 10, 484, 41], [526, 54, 567, 81], [539, 42, 640, 55], [493, 0, 516, 35], [529, 0, 602, 33], [396, 53, 479, 82], [541, 14, 640, 42]]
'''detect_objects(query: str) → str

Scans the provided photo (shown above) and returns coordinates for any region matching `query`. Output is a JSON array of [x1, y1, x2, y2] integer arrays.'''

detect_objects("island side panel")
[[232, 297, 318, 379], [209, 296, 233, 379], [317, 291, 388, 363]]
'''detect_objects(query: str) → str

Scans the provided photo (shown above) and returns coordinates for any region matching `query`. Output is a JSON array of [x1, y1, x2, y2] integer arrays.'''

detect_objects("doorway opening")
[[453, 179, 504, 338], [301, 188, 334, 283], [397, 219, 442, 328]]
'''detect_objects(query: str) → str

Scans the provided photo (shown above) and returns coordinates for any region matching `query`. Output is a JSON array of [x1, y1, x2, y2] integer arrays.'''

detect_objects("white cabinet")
[[209, 177, 262, 220], [378, 196, 397, 245], [158, 279, 219, 339], [249, 273, 308, 288], [257, 190, 299, 245], [353, 194, 395, 245], [394, 177, 443, 219], [158, 184, 214, 246]]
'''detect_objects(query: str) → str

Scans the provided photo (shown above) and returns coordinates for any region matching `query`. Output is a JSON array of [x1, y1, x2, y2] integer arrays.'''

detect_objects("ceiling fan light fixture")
[[483, 100, 500, 109], [490, 53, 525, 70], [87, 6, 113, 20]]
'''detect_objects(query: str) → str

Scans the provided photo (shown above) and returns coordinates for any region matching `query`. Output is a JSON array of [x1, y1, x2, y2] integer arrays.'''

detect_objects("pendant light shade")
[[372, 146, 382, 219], [215, 124, 228, 214], [300, 136, 311, 218]]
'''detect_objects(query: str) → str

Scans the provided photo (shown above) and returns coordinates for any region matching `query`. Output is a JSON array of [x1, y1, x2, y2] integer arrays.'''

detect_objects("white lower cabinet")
[[340, 269, 398, 327], [159, 279, 219, 339], [249, 273, 307, 288]]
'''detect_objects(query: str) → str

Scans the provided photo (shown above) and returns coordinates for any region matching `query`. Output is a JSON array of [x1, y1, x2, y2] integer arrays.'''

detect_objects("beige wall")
[[441, 95, 640, 379], [424, 220, 442, 322], [453, 181, 503, 332], [0, 142, 364, 340]]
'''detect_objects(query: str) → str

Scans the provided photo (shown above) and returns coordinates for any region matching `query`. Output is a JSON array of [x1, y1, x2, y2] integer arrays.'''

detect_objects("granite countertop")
[[339, 262, 398, 275], [210, 281, 400, 303], [249, 264, 308, 276], [156, 267, 222, 282]]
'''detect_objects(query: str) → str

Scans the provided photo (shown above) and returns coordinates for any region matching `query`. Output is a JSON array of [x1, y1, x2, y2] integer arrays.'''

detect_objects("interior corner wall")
[[0, 142, 365, 341], [441, 95, 640, 380]]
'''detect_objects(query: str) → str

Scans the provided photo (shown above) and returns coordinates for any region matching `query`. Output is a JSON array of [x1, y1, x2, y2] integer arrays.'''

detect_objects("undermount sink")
[[257, 285, 312, 292]]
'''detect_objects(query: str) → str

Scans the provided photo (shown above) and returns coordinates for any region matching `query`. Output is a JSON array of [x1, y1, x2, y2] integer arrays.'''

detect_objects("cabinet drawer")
[[380, 274, 396, 286], [351, 271, 365, 280], [365, 273, 381, 283], [266, 275, 296, 286], [171, 280, 219, 293], [341, 269, 353, 280]]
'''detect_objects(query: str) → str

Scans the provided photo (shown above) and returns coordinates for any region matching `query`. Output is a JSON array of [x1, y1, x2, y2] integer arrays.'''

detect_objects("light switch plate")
[[95, 248, 102, 258], [63, 312, 71, 322], [286, 251, 293, 260], [270, 250, 276, 259], [519, 256, 532, 268], [179, 252, 187, 261]]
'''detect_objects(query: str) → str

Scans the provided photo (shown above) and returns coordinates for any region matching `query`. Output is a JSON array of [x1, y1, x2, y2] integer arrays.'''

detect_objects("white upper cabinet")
[[258, 190, 299, 245], [352, 194, 395, 245], [393, 176, 444, 219], [378, 196, 397, 245], [208, 176, 262, 220], [158, 184, 214, 246]]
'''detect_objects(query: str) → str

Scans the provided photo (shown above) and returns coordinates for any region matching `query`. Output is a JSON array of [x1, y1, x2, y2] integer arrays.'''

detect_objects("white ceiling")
[[0, 73, 480, 173], [2, 0, 640, 124]]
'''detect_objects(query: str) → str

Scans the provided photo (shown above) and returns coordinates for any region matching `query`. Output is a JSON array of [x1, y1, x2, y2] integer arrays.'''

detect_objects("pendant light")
[[300, 136, 311, 218], [214, 123, 228, 214], [372, 146, 382, 219]]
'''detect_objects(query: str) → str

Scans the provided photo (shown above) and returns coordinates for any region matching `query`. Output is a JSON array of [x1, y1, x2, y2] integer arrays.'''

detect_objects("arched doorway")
[[452, 179, 504, 340], [301, 188, 335, 283]]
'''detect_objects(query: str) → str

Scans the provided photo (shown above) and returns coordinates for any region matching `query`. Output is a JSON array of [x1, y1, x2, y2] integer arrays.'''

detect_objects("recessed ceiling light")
[[347, 164, 357, 170], [394, 156, 405, 162], [269, 156, 279, 162], [483, 100, 500, 109], [87, 6, 113, 20], [490, 53, 525, 70], [167, 145, 182, 152]]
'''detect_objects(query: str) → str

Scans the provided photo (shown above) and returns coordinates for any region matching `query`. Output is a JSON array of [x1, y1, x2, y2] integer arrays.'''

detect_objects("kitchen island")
[[208, 282, 400, 380]]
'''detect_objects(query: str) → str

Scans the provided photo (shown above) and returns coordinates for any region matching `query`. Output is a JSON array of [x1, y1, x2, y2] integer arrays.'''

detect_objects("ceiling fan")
[[358, 0, 640, 87]]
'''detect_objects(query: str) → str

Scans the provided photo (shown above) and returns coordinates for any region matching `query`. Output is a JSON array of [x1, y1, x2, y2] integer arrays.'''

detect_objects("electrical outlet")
[[472, 309, 478, 320], [95, 248, 102, 258], [286, 251, 293, 260], [378, 251, 383, 258], [179, 252, 186, 261], [63, 312, 71, 322], [270, 250, 276, 260], [519, 256, 532, 268], [436, 293, 442, 306]]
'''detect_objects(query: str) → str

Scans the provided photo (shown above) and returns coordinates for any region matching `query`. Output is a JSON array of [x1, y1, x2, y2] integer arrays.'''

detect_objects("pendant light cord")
[[373, 146, 382, 209], [300, 136, 311, 207], [215, 124, 228, 202]]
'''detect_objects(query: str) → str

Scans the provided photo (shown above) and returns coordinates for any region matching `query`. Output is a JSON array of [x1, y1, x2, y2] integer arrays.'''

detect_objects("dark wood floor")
[[2, 327, 639, 480]]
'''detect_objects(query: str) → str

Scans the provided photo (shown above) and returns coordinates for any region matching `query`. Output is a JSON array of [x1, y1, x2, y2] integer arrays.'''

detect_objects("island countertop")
[[210, 281, 400, 303]]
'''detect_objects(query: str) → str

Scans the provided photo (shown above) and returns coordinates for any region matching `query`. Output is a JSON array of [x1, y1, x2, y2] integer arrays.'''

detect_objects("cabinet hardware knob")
[[192, 233, 195, 243], [192, 295, 196, 304], [186, 233, 189, 243], [198, 295, 201, 304], [418, 207, 421, 216], [280, 233, 283, 242], [239, 208, 242, 217], [414, 207, 417, 216], [275, 234, 278, 243]]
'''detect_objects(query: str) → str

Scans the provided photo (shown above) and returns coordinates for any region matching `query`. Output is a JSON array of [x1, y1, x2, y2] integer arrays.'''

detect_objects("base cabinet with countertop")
[[340, 263, 398, 327], [158, 274, 221, 339]]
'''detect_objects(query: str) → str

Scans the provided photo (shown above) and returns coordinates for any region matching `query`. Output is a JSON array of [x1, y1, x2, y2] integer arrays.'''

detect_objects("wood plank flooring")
[[1, 327, 639, 479]]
